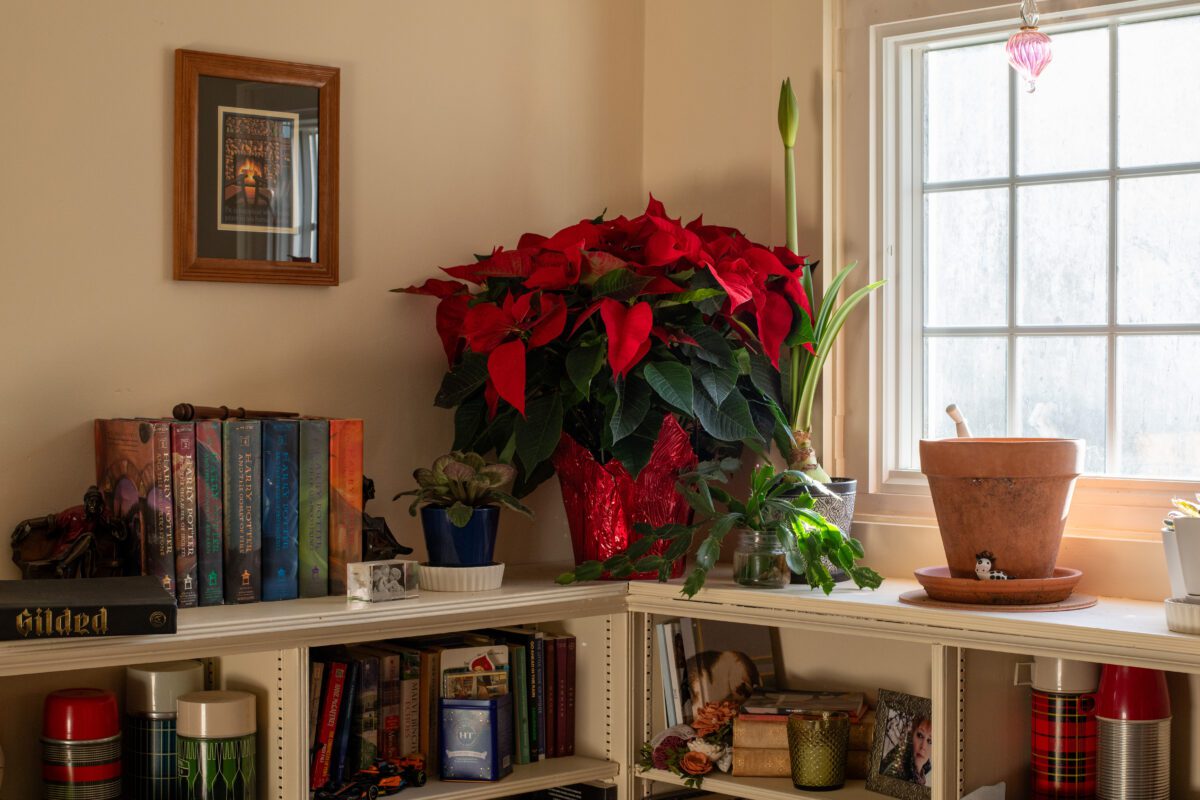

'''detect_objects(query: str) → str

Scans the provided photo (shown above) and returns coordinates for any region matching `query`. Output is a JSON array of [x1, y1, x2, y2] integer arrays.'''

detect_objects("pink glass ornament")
[[1007, 0, 1053, 93]]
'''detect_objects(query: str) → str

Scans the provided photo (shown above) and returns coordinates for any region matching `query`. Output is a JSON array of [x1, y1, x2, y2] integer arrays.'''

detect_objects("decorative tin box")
[[439, 695, 513, 781], [346, 560, 419, 602]]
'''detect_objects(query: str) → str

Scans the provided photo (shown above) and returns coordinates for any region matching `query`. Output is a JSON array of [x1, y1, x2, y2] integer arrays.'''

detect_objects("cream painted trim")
[[860, 0, 1200, 536]]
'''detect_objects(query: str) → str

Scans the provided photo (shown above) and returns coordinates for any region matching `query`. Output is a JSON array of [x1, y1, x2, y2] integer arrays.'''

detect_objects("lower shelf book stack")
[[730, 698, 876, 780], [309, 626, 577, 793]]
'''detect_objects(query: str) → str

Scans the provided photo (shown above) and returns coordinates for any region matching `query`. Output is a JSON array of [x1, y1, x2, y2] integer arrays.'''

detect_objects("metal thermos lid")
[[177, 690, 256, 739], [126, 660, 205, 716]]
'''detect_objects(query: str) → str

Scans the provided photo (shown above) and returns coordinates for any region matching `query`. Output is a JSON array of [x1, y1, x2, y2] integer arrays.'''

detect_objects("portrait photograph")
[[866, 689, 933, 800]]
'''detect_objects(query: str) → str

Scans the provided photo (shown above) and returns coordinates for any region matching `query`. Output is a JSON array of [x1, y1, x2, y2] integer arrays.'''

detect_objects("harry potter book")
[[328, 419, 363, 595], [0, 576, 176, 640], [222, 420, 262, 604], [298, 418, 330, 597], [171, 422, 199, 608], [94, 419, 177, 592], [195, 420, 224, 606], [262, 419, 299, 601]]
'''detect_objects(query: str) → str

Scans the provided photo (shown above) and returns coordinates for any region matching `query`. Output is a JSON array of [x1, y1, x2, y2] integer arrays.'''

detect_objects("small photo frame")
[[866, 689, 933, 799], [174, 49, 339, 285], [347, 559, 419, 602]]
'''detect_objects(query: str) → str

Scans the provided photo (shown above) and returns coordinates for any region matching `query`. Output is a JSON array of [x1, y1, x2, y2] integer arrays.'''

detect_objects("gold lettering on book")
[[15, 607, 109, 637]]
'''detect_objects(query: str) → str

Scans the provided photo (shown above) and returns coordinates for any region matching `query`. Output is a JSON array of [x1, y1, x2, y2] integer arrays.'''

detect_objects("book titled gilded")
[[0, 576, 176, 640]]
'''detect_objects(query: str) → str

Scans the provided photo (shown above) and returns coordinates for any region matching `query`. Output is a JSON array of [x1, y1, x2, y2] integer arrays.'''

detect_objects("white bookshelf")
[[2, 564, 1198, 799]]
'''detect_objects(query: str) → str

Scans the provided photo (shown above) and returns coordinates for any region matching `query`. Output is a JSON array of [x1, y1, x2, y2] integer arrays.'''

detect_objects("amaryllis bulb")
[[1007, 28, 1053, 92]]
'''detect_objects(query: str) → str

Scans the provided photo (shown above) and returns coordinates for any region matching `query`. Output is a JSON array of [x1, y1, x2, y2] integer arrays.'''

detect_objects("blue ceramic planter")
[[420, 505, 500, 567]]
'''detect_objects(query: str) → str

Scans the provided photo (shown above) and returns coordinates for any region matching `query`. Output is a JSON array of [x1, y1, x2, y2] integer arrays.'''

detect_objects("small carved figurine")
[[362, 476, 413, 561], [974, 551, 1010, 581], [11, 486, 134, 579]]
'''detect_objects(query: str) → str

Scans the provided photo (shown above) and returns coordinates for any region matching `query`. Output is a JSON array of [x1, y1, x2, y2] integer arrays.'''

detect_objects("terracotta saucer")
[[913, 565, 1083, 605]]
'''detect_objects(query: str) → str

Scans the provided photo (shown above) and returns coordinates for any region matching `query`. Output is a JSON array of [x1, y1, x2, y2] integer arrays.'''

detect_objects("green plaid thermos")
[[125, 661, 206, 800], [177, 691, 257, 800]]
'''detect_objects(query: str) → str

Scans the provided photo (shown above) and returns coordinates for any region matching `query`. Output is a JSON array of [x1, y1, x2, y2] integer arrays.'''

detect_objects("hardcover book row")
[[94, 417, 364, 607], [309, 627, 577, 791]]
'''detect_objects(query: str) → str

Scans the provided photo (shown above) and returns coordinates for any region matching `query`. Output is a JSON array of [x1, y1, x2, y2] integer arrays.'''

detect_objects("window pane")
[[926, 188, 1008, 327], [1016, 181, 1108, 326], [925, 336, 1007, 440], [1016, 336, 1107, 472], [1117, 174, 1200, 325], [925, 43, 1009, 182], [1118, 335, 1200, 478], [1119, 15, 1200, 168], [1017, 28, 1110, 175]]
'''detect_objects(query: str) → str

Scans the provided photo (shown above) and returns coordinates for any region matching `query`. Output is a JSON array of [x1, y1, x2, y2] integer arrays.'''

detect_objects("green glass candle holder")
[[787, 710, 850, 791]]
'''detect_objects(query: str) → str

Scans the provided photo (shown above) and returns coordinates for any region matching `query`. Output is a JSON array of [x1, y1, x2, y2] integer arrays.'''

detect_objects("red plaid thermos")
[[42, 688, 122, 800], [1016, 657, 1100, 799]]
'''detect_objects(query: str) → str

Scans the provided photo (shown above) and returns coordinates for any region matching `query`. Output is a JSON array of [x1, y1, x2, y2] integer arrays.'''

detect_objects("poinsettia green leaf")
[[685, 326, 733, 365], [643, 361, 693, 415], [610, 377, 651, 443], [785, 310, 816, 347], [694, 362, 738, 405], [693, 384, 758, 442], [657, 287, 726, 307], [610, 409, 664, 477], [593, 268, 653, 300], [565, 344, 605, 398], [512, 457, 555, 499], [453, 397, 487, 451], [749, 352, 785, 408], [435, 353, 489, 408], [516, 394, 564, 469]]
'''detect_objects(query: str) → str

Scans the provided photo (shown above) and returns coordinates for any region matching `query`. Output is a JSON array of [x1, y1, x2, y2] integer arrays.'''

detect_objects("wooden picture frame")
[[174, 49, 340, 285], [866, 689, 933, 799]]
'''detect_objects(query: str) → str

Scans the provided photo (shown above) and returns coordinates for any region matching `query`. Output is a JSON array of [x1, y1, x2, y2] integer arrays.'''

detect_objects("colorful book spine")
[[399, 649, 421, 758], [508, 643, 531, 764], [544, 637, 557, 759], [564, 634, 576, 756], [534, 635, 546, 760], [332, 660, 360, 786], [328, 419, 363, 595], [298, 419, 330, 598], [312, 661, 347, 789], [170, 422, 199, 608], [309, 661, 326, 752], [222, 420, 262, 604], [375, 651, 401, 759], [194, 420, 224, 606], [352, 653, 380, 770], [262, 420, 300, 602], [148, 421, 177, 596]]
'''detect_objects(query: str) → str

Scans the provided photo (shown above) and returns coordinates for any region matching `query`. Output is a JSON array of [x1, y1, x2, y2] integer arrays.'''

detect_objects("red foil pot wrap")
[[553, 414, 696, 580]]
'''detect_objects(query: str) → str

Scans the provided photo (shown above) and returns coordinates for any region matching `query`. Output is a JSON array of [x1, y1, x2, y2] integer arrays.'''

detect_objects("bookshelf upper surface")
[[0, 563, 1193, 676]]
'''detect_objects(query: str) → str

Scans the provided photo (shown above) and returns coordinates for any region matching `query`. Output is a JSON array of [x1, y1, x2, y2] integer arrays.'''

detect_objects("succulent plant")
[[1165, 494, 1200, 530], [394, 451, 533, 527]]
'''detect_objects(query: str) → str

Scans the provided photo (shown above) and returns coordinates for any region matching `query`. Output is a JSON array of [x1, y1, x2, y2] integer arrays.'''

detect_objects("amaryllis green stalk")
[[777, 78, 884, 481]]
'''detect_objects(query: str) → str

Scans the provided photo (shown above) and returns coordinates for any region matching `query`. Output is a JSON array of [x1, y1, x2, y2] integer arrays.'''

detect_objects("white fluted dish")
[[1164, 596, 1200, 634], [417, 562, 505, 592]]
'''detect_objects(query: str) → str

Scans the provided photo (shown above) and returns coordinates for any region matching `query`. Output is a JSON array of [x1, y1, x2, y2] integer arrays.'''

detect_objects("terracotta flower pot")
[[919, 438, 1084, 580]]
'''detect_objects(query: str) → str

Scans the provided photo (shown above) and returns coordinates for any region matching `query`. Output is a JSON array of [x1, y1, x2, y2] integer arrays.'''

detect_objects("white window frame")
[[871, 0, 1200, 534]]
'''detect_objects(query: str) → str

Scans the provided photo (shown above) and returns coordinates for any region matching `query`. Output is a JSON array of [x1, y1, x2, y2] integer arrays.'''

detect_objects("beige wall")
[[643, 0, 824, 252], [0, 0, 826, 578], [0, 0, 647, 575]]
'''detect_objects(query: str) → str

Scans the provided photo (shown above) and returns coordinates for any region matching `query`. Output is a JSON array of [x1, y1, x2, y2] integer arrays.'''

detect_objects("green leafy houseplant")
[[777, 78, 886, 481], [394, 451, 532, 526], [558, 460, 882, 597]]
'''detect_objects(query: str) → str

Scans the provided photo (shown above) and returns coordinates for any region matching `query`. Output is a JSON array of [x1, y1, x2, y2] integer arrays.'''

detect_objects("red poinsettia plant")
[[396, 195, 816, 496]]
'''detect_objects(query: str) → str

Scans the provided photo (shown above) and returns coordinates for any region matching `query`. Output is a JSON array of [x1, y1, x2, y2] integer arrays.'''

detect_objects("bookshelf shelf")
[[4, 562, 1199, 799], [640, 768, 878, 800], [407, 757, 620, 800]]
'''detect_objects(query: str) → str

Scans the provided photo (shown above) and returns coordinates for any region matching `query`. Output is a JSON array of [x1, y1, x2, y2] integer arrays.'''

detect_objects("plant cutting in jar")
[[559, 459, 882, 597]]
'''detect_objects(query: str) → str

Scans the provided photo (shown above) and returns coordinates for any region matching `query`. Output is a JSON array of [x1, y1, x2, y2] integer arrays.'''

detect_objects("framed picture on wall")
[[173, 49, 339, 285], [866, 689, 933, 799]]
